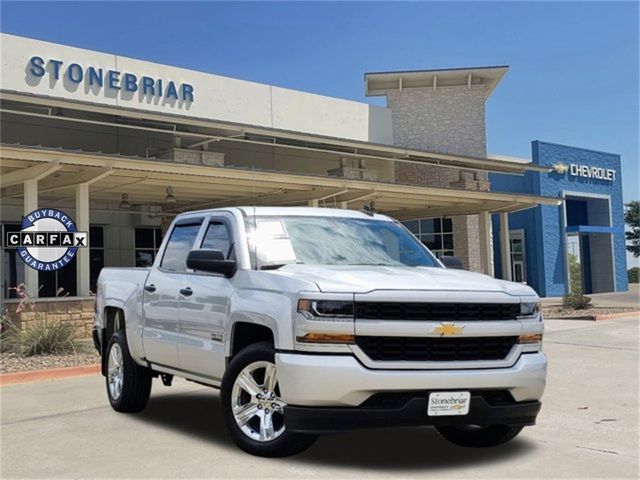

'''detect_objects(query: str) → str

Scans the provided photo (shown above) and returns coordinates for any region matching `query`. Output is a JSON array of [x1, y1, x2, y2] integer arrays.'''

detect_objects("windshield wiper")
[[353, 263, 402, 267], [260, 261, 305, 270], [261, 264, 286, 270]]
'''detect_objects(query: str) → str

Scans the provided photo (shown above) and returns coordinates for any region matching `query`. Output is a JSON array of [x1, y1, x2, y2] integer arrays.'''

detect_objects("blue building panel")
[[490, 141, 628, 297]]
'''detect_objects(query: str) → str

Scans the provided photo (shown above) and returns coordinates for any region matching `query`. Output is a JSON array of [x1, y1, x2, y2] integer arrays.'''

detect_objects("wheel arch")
[[228, 321, 276, 361]]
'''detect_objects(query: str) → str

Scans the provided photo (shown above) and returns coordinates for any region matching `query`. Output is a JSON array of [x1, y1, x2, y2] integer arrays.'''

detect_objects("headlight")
[[518, 301, 541, 319], [297, 299, 354, 320]]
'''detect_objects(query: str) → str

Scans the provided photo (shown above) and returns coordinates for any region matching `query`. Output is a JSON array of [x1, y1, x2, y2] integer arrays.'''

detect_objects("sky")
[[1, 1, 639, 265]]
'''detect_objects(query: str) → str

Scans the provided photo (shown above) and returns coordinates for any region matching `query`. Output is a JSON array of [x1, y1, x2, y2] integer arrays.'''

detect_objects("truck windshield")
[[247, 215, 440, 269]]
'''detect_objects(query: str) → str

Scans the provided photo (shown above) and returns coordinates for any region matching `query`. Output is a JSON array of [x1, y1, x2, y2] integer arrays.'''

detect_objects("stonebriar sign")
[[28, 55, 195, 102]]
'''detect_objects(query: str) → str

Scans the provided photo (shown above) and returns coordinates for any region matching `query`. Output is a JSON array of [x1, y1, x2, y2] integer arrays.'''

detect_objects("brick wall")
[[385, 85, 491, 271], [3, 297, 95, 338]]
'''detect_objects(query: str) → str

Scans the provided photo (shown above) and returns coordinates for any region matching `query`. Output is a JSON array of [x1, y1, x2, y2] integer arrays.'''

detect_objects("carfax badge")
[[6, 208, 88, 272]]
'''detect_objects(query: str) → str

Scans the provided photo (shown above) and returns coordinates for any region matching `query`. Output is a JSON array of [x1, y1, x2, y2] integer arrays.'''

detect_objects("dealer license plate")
[[427, 391, 471, 416]]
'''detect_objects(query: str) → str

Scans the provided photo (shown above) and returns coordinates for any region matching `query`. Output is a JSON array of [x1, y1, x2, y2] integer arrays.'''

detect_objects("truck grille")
[[354, 302, 520, 321], [355, 336, 517, 362]]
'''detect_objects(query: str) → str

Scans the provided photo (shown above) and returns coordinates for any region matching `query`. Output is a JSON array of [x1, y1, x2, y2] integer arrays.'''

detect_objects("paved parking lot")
[[1, 316, 638, 479]]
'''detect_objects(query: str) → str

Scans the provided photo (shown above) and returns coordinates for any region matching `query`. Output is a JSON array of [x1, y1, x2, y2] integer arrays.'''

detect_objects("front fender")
[[225, 288, 297, 356]]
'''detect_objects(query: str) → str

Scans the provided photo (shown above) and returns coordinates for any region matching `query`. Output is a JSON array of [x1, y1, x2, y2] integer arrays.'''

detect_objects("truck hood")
[[276, 264, 536, 297]]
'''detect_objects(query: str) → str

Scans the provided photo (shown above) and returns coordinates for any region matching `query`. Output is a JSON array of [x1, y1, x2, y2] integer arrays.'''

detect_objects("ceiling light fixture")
[[164, 186, 177, 204], [119, 193, 132, 210]]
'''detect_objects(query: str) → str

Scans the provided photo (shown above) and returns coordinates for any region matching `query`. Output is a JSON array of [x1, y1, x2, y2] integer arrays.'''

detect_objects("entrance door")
[[509, 231, 526, 283], [566, 234, 585, 294]]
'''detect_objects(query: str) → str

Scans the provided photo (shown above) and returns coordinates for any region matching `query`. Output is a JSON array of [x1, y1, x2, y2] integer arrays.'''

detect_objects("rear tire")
[[106, 329, 152, 413], [436, 424, 524, 447], [221, 342, 317, 457]]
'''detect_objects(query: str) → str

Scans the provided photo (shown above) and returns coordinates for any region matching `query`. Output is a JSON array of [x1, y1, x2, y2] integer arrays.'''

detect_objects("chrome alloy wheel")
[[231, 360, 286, 442], [107, 343, 124, 401]]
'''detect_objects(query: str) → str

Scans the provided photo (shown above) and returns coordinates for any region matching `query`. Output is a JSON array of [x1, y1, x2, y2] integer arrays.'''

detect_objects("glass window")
[[135, 250, 155, 268], [201, 222, 233, 259], [55, 257, 77, 296], [403, 217, 454, 259], [135, 228, 162, 267], [90, 226, 104, 248], [89, 226, 104, 294], [403, 220, 419, 234], [135, 228, 155, 248], [421, 235, 440, 251], [160, 223, 201, 272], [419, 219, 435, 234], [2, 224, 25, 299], [510, 232, 527, 283], [443, 234, 454, 250]]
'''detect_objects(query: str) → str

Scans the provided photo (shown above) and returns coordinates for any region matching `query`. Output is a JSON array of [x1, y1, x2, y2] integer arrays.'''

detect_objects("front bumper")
[[284, 394, 541, 434], [275, 351, 547, 407]]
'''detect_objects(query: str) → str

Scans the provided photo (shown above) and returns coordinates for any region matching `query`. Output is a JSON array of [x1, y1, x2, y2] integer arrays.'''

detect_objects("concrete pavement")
[[541, 283, 640, 308], [1, 316, 638, 479]]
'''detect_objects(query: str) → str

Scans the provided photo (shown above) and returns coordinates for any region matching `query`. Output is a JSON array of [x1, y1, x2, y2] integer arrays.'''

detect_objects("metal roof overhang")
[[365, 66, 509, 98], [0, 144, 561, 221], [0, 90, 551, 175]]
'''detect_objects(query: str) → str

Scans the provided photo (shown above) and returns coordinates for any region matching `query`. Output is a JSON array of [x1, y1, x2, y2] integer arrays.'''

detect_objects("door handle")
[[179, 287, 193, 296], [144, 284, 156, 293]]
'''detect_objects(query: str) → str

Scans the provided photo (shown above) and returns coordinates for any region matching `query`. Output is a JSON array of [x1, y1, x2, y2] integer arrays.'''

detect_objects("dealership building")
[[0, 33, 628, 315], [490, 142, 628, 297]]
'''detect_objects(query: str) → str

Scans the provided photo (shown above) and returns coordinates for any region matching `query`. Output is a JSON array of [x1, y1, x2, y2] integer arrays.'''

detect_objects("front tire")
[[221, 342, 317, 457], [436, 424, 524, 447], [106, 329, 152, 413]]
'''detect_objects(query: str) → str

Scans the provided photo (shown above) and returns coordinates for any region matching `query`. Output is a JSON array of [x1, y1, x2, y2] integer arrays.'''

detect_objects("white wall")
[[0, 34, 393, 144]]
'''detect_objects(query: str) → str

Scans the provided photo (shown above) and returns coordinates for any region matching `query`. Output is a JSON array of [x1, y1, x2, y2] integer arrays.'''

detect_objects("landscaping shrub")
[[628, 267, 639, 284], [0, 284, 77, 356], [561, 253, 592, 310], [8, 318, 77, 356], [562, 293, 592, 310], [0, 311, 19, 353]]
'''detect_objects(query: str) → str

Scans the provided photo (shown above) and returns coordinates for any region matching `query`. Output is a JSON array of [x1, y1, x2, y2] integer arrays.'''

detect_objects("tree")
[[625, 201, 640, 258]]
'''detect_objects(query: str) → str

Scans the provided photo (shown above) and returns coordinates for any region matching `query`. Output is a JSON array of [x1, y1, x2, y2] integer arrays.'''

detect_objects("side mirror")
[[187, 249, 237, 277], [440, 256, 465, 270]]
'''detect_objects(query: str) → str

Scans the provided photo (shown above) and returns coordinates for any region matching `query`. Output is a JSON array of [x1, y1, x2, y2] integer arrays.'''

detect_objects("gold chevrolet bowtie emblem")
[[553, 162, 569, 174], [433, 323, 464, 336]]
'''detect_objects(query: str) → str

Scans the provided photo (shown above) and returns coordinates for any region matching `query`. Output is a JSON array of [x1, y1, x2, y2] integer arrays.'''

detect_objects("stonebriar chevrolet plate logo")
[[6, 209, 87, 271]]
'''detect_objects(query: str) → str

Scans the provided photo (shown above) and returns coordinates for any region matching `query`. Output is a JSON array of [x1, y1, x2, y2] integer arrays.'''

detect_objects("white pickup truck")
[[94, 207, 546, 457]]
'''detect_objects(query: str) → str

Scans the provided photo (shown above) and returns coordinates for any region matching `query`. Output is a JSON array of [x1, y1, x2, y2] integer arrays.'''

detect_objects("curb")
[[591, 311, 640, 321], [0, 363, 100, 387], [546, 311, 640, 321]]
